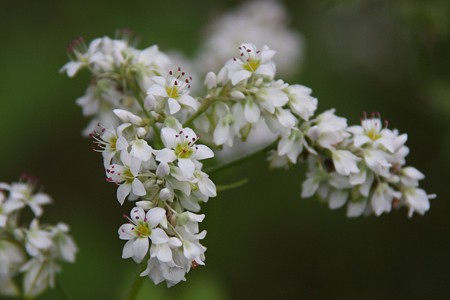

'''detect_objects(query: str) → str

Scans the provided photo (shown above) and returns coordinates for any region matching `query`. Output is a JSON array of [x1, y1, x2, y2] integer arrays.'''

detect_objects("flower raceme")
[[63, 30, 434, 289], [0, 177, 77, 298]]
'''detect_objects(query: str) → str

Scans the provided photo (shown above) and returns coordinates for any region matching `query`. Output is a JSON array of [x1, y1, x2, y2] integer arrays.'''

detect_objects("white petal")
[[150, 228, 169, 244], [161, 127, 178, 149], [118, 224, 135, 240], [192, 145, 214, 160], [230, 70, 251, 85], [178, 95, 199, 110], [155, 148, 177, 163], [244, 100, 261, 123], [328, 190, 348, 209], [146, 207, 166, 228], [213, 122, 230, 146], [178, 158, 195, 178], [132, 179, 146, 197], [117, 184, 131, 205], [168, 98, 181, 114], [122, 240, 134, 259], [346, 201, 367, 217], [131, 207, 146, 223], [133, 238, 149, 262], [131, 140, 153, 162], [156, 243, 172, 262], [147, 84, 167, 97]]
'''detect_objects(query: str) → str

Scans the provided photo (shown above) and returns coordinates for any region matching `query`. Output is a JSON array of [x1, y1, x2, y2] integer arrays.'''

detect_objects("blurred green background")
[[1, 0, 449, 299]]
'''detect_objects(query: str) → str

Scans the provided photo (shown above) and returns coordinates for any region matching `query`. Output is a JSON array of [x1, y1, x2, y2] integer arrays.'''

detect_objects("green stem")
[[126, 263, 148, 300], [56, 279, 70, 300], [183, 97, 212, 128], [216, 178, 249, 192], [205, 140, 278, 174]]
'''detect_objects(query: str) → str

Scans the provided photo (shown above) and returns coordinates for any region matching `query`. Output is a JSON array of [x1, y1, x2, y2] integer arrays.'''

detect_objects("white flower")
[[287, 84, 318, 121], [277, 128, 306, 164], [145, 69, 199, 115], [348, 116, 396, 152], [91, 123, 130, 166], [403, 187, 434, 217], [2, 182, 51, 217], [224, 43, 276, 85], [363, 149, 391, 177], [113, 109, 145, 126], [106, 151, 146, 204], [331, 150, 361, 176], [400, 167, 425, 187], [371, 183, 401, 216], [0, 241, 25, 273], [196, 0, 303, 77], [21, 257, 61, 298], [0, 192, 23, 228], [119, 207, 170, 263], [130, 138, 153, 162], [50, 223, 78, 263], [156, 127, 214, 178], [213, 103, 237, 146], [24, 219, 53, 257], [307, 109, 349, 149]]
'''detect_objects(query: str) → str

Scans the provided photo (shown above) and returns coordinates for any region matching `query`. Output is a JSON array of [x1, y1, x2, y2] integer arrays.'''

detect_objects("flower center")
[[367, 129, 381, 141], [175, 142, 193, 159], [123, 168, 135, 184], [166, 85, 179, 98], [135, 221, 151, 237], [243, 58, 260, 72]]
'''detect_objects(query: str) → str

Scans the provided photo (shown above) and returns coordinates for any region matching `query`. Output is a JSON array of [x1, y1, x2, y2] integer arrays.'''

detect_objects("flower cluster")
[[61, 29, 171, 135], [63, 18, 434, 288], [0, 176, 77, 298], [91, 108, 215, 286], [300, 112, 435, 217], [195, 0, 303, 77]]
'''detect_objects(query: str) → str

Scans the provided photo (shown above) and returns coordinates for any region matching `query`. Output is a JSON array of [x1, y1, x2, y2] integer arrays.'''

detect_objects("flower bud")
[[136, 127, 147, 138], [159, 188, 173, 201], [204, 72, 217, 89]]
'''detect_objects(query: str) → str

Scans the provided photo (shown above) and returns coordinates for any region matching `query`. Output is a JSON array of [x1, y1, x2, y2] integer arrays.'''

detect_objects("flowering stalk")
[[0, 175, 77, 298], [62, 28, 434, 290]]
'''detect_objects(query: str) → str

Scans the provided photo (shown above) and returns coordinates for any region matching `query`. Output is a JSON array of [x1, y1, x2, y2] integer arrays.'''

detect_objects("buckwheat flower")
[[21, 257, 61, 298], [403, 188, 435, 217], [119, 207, 169, 263], [348, 115, 396, 152], [197, 0, 303, 77], [145, 68, 199, 115], [60, 37, 102, 77], [156, 127, 214, 179], [0, 240, 25, 296], [130, 138, 153, 162], [141, 256, 186, 287], [307, 109, 349, 149], [2, 182, 51, 217], [362, 148, 391, 177], [106, 151, 146, 204], [213, 103, 238, 146], [113, 109, 145, 127], [50, 223, 78, 263], [286, 84, 318, 121], [193, 170, 217, 199], [91, 123, 130, 165], [0, 192, 22, 227], [331, 150, 361, 176], [400, 167, 425, 187], [23, 219, 53, 257], [277, 128, 307, 164], [224, 43, 276, 85], [371, 183, 401, 216]]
